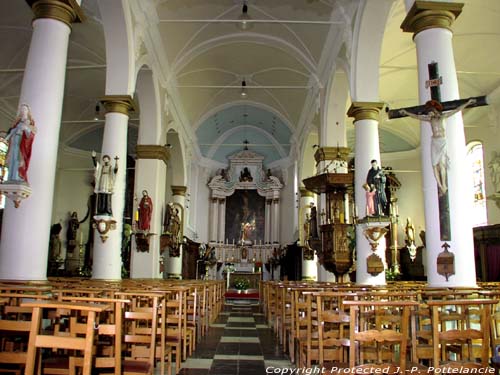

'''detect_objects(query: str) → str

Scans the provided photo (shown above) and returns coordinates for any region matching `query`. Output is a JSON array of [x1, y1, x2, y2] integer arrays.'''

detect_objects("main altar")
[[207, 148, 284, 288]]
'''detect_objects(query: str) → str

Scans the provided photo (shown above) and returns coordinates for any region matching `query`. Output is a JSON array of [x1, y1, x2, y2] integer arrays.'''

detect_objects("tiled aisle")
[[177, 301, 293, 375]]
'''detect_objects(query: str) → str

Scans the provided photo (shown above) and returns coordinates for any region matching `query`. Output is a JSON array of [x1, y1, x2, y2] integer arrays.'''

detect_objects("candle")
[[233, 239, 235, 245], [79, 231, 83, 245], [134, 210, 139, 222], [226, 238, 228, 244]]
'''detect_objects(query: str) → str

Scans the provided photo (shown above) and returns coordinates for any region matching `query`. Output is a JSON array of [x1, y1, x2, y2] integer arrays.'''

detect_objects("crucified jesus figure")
[[399, 98, 475, 195]]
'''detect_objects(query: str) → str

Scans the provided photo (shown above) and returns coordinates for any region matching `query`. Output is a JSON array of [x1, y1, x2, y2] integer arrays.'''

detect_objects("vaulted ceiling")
[[0, 0, 499, 163]]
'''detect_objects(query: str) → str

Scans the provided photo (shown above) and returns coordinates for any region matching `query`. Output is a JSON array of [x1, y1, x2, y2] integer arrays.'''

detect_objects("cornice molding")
[[347, 102, 384, 122], [100, 95, 137, 116], [135, 144, 170, 165], [27, 0, 85, 26], [401, 1, 463, 36]]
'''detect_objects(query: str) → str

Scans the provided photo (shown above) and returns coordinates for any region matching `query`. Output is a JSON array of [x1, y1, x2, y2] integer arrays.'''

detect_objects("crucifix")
[[387, 62, 488, 241]]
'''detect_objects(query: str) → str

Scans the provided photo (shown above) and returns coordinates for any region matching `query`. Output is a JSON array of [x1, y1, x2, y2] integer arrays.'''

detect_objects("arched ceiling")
[[196, 104, 292, 164], [0, 0, 499, 162]]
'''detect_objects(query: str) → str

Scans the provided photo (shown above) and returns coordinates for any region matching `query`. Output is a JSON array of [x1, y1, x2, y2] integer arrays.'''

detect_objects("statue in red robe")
[[5, 104, 37, 183], [138, 190, 153, 232]]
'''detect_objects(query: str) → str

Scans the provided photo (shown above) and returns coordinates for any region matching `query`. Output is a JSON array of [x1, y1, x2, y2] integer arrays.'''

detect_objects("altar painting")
[[225, 190, 265, 244]]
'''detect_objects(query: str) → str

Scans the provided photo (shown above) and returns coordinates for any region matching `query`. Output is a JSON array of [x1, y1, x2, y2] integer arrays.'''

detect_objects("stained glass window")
[[466, 141, 487, 227]]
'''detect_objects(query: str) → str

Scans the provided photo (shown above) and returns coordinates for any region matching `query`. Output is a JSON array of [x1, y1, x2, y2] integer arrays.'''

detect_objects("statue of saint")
[[366, 160, 387, 215], [92, 151, 118, 216], [399, 98, 475, 195], [239, 167, 253, 182], [5, 103, 37, 183], [363, 183, 376, 216], [309, 202, 318, 238], [489, 151, 500, 193], [405, 217, 416, 246], [138, 190, 153, 232], [67, 211, 83, 252], [49, 223, 62, 260]]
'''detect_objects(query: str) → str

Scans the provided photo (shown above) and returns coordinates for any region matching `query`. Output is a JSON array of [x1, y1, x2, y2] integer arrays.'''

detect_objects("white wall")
[[382, 150, 425, 248]]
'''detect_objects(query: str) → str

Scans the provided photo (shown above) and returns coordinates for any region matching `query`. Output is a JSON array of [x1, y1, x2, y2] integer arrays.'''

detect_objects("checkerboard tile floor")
[[172, 301, 293, 375]]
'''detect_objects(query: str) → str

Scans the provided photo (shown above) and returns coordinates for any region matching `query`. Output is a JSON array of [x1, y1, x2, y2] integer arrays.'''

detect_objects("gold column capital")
[[171, 185, 187, 197], [299, 187, 314, 198], [135, 144, 170, 165], [401, 1, 463, 36], [314, 146, 351, 164], [347, 102, 384, 122], [27, 0, 85, 27], [100, 95, 137, 116]]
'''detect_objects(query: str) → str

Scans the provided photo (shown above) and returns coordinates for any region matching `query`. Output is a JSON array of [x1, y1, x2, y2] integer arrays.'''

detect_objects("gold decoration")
[[100, 95, 137, 116], [401, 1, 463, 36], [136, 144, 170, 165], [314, 146, 350, 163], [29, 0, 85, 26], [0, 183, 32, 208], [347, 102, 385, 122], [171, 185, 187, 197], [363, 226, 389, 251], [92, 217, 117, 243], [299, 187, 314, 198]]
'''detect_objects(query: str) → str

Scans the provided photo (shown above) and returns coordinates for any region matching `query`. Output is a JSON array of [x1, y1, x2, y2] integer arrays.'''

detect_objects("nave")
[[178, 302, 290, 375]]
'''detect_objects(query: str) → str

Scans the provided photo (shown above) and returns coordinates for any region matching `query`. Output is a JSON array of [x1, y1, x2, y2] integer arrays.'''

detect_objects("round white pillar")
[[403, 3, 476, 287], [218, 198, 225, 243], [265, 199, 272, 243], [130, 151, 167, 279], [0, 4, 82, 280], [299, 189, 317, 281], [272, 198, 280, 243], [348, 102, 387, 285], [92, 97, 134, 280], [165, 186, 186, 279], [210, 197, 218, 243]]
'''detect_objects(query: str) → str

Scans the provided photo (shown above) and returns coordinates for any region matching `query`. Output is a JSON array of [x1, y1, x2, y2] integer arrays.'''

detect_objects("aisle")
[[178, 301, 293, 375]]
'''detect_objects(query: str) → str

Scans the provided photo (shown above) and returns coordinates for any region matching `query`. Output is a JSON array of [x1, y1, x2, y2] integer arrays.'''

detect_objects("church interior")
[[1, 0, 500, 374]]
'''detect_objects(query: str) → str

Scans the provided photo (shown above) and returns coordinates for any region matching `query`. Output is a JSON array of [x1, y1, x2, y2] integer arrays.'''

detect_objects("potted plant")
[[233, 277, 250, 293]]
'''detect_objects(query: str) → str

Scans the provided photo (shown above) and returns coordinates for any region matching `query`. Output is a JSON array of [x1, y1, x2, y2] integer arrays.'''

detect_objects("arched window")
[[466, 141, 487, 227]]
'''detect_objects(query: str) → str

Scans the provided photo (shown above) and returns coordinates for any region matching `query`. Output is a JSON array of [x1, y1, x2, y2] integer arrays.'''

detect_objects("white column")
[[218, 198, 225, 243], [0, 3, 82, 280], [402, 3, 476, 287], [348, 102, 387, 285], [272, 198, 280, 244], [210, 197, 218, 243], [164, 186, 187, 279], [265, 199, 272, 243], [92, 97, 134, 280], [130, 149, 167, 279]]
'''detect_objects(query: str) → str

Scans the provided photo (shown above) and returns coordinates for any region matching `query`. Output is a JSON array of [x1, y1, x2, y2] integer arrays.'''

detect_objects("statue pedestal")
[[0, 182, 32, 208]]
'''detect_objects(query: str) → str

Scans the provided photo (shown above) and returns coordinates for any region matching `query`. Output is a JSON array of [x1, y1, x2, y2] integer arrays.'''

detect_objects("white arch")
[[350, 0, 395, 101], [135, 65, 163, 145], [194, 100, 294, 134], [98, 1, 135, 95], [206, 125, 288, 160], [171, 34, 318, 82]]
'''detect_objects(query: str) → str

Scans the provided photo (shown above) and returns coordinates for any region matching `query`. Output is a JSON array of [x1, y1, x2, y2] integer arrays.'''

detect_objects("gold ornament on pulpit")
[[363, 227, 388, 251]]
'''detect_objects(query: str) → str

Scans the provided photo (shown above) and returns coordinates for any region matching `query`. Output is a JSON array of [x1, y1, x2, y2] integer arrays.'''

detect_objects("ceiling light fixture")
[[240, 80, 248, 98], [237, 0, 253, 31]]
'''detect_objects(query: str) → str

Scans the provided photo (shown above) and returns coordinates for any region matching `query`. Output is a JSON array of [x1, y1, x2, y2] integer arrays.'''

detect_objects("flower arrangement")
[[233, 277, 250, 291]]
